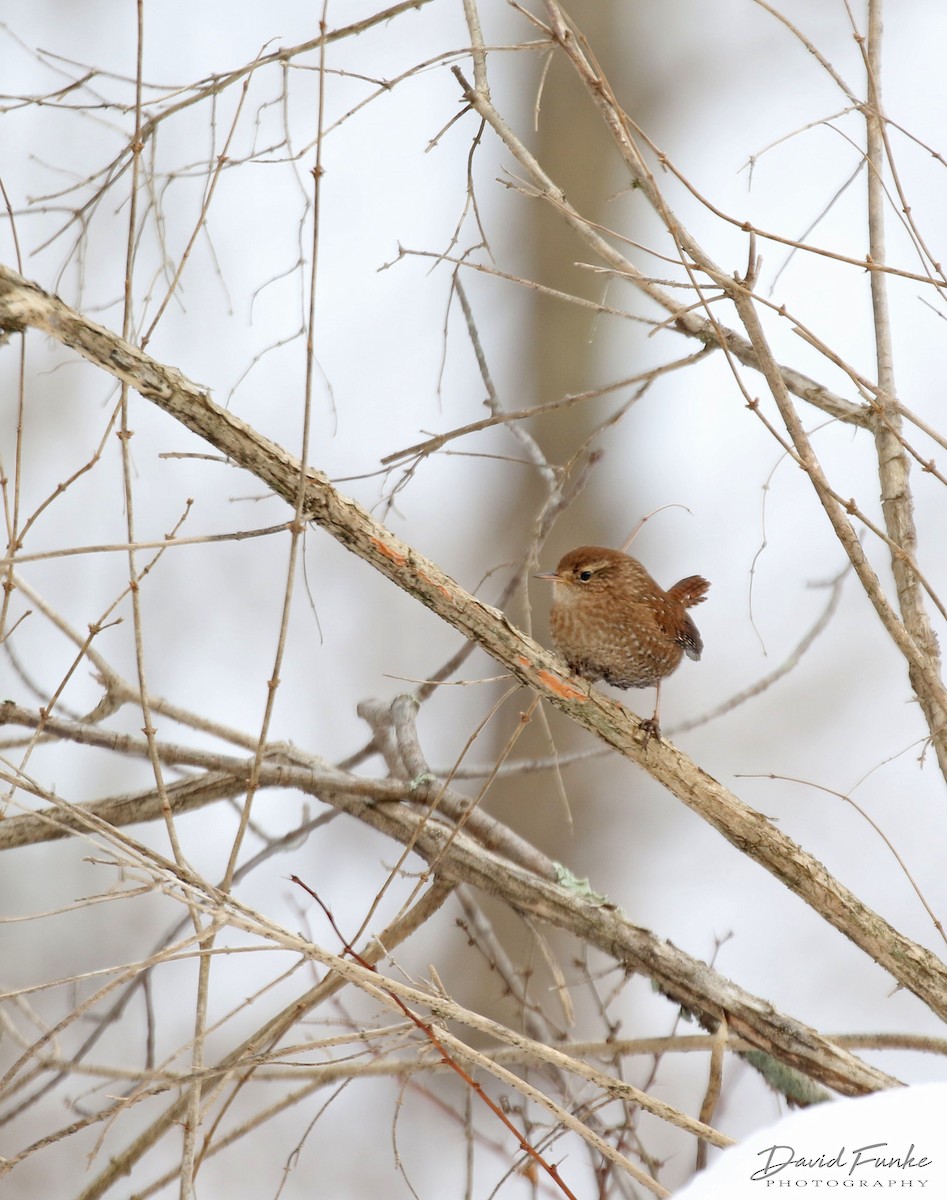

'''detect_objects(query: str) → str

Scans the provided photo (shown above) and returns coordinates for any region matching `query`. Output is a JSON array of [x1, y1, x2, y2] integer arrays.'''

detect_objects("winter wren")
[[536, 546, 709, 739]]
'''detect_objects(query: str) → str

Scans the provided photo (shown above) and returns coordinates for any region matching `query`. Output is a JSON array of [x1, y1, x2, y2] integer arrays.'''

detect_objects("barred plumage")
[[536, 546, 710, 739]]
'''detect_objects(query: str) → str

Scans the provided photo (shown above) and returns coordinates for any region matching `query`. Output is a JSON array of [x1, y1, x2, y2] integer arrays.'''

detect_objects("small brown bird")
[[536, 545, 710, 739]]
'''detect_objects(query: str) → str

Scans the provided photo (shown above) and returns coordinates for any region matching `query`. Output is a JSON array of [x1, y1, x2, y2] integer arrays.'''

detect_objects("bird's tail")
[[667, 575, 710, 609]]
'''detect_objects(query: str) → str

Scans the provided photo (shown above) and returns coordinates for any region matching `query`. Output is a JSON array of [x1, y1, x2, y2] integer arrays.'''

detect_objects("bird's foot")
[[639, 716, 662, 743]]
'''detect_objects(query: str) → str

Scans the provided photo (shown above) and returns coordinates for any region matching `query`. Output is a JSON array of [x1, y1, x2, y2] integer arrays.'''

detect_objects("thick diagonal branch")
[[1, 264, 946, 1027]]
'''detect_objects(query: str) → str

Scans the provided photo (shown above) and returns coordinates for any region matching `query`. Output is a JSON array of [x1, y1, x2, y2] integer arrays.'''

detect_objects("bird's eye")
[[578, 569, 593, 582]]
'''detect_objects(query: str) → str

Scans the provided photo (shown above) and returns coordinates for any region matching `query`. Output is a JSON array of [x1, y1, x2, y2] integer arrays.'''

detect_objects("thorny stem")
[[117, 9, 204, 1195]]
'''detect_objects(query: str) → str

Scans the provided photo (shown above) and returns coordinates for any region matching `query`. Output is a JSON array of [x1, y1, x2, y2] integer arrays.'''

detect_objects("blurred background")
[[2, 1, 947, 1195]]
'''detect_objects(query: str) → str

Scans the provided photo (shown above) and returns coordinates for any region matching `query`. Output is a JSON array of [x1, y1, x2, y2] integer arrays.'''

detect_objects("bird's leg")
[[639, 682, 662, 742]]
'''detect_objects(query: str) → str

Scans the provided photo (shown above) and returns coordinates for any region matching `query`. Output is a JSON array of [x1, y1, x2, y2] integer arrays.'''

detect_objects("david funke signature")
[[751, 1143, 932, 1181]]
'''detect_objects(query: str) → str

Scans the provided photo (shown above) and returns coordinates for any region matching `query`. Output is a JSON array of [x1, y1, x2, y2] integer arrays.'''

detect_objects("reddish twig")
[[290, 875, 580, 1199]]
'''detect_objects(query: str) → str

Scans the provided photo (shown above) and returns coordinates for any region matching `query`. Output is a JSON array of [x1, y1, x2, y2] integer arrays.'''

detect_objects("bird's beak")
[[534, 570, 559, 583]]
